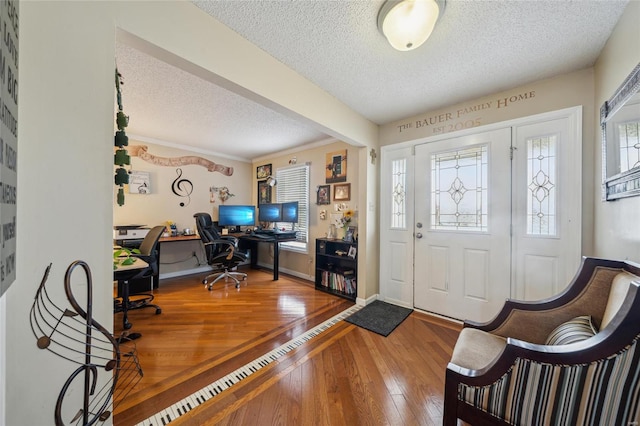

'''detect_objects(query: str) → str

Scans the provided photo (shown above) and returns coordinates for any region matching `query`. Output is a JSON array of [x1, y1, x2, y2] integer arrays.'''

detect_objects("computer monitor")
[[258, 203, 282, 222], [217, 205, 256, 228], [281, 201, 299, 223]]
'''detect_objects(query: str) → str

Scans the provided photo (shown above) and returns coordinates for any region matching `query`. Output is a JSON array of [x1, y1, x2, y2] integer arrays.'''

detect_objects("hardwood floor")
[[113, 267, 462, 425]]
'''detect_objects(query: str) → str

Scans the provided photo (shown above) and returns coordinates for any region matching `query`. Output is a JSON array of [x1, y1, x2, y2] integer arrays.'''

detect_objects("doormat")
[[344, 300, 413, 337]]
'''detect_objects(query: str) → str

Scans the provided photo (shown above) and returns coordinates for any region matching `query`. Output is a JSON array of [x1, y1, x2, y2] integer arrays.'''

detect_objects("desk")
[[114, 258, 148, 330], [159, 234, 200, 243], [237, 233, 297, 281], [150, 234, 201, 287]]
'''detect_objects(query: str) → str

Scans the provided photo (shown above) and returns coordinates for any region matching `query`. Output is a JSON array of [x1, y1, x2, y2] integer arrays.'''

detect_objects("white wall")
[[593, 1, 640, 262], [13, 2, 116, 424]]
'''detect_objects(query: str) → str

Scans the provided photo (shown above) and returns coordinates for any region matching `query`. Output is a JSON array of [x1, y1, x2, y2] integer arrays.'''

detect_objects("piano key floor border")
[[137, 303, 362, 426]]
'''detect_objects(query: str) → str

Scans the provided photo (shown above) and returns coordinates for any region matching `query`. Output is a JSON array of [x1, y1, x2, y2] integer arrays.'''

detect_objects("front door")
[[414, 128, 512, 322]]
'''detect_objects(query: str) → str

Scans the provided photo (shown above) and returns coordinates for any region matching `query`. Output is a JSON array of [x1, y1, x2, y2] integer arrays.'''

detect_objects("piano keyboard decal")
[[137, 304, 362, 426]]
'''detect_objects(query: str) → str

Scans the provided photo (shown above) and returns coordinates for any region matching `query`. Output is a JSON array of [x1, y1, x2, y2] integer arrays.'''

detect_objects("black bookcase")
[[315, 238, 357, 301]]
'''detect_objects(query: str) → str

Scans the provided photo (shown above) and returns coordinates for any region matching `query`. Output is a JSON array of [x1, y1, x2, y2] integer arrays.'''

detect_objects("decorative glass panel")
[[618, 121, 640, 174], [431, 145, 488, 232], [391, 159, 406, 229], [527, 136, 557, 236]]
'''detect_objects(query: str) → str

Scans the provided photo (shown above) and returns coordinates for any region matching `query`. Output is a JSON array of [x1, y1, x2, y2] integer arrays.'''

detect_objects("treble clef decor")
[[171, 168, 194, 207], [29, 261, 143, 425]]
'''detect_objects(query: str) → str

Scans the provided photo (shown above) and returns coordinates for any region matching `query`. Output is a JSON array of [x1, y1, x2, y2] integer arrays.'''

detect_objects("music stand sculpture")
[[30, 261, 143, 425]]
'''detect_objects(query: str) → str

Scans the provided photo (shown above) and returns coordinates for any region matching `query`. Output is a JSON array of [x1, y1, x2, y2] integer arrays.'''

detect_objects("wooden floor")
[[113, 267, 462, 426]]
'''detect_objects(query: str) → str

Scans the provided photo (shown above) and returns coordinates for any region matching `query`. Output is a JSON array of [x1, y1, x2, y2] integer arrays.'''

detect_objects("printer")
[[113, 225, 151, 248]]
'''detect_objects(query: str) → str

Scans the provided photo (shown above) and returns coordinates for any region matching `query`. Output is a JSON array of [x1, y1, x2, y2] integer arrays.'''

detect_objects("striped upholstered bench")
[[444, 257, 640, 426]]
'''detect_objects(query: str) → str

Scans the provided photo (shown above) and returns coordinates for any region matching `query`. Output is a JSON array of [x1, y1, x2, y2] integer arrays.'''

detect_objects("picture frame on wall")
[[258, 180, 271, 204], [256, 163, 272, 180], [317, 185, 331, 205], [333, 183, 351, 201], [325, 149, 347, 183], [129, 171, 151, 194]]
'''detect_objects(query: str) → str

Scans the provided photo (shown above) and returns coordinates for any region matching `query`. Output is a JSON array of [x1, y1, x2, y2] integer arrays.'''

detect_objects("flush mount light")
[[377, 0, 445, 51]]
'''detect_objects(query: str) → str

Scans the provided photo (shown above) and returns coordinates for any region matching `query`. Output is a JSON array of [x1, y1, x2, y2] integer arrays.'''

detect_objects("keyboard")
[[251, 233, 272, 239]]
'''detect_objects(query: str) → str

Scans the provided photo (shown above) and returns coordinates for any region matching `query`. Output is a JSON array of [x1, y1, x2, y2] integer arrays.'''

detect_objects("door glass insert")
[[527, 135, 557, 236], [431, 145, 488, 232], [391, 158, 407, 229]]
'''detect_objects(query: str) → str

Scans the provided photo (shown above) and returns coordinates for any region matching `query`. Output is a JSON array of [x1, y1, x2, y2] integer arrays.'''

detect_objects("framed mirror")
[[601, 62, 640, 201]]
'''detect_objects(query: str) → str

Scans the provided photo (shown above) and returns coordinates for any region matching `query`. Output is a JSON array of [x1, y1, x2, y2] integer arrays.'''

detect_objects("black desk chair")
[[114, 225, 165, 329], [194, 212, 248, 290]]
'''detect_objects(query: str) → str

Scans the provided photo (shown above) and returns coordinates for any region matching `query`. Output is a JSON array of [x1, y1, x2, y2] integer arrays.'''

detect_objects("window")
[[526, 135, 557, 236], [276, 163, 309, 252], [391, 159, 407, 229], [431, 145, 488, 232]]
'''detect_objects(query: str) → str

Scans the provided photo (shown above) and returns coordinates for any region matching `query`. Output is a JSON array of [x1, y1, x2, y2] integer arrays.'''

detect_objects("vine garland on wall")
[[114, 68, 130, 206]]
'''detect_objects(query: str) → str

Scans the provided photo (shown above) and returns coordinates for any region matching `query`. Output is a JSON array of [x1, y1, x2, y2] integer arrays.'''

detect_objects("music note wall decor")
[[30, 261, 143, 426], [171, 168, 194, 207]]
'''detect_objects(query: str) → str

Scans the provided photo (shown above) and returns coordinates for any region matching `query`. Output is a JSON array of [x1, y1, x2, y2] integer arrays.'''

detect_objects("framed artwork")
[[347, 244, 357, 258], [257, 180, 271, 204], [129, 170, 150, 194], [317, 185, 331, 205], [333, 183, 351, 201], [325, 149, 347, 183], [256, 163, 272, 180]]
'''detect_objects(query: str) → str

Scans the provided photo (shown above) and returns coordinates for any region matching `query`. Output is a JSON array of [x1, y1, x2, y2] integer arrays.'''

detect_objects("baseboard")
[[256, 261, 313, 282], [159, 265, 212, 280], [377, 296, 413, 310]]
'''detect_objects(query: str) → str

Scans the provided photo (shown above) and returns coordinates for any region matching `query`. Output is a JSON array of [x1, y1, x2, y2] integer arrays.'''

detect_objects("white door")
[[379, 147, 415, 307], [379, 108, 582, 321], [511, 112, 582, 300], [414, 128, 512, 322]]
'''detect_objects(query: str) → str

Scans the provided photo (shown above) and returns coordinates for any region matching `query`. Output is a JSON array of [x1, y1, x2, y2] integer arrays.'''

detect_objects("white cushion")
[[601, 271, 639, 329]]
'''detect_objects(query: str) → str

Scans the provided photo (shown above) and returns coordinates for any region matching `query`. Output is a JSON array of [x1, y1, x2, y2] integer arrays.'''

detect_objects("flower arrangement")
[[338, 209, 355, 228], [166, 220, 177, 236]]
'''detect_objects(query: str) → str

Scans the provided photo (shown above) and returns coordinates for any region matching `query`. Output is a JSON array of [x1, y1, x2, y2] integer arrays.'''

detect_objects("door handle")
[[415, 232, 423, 239]]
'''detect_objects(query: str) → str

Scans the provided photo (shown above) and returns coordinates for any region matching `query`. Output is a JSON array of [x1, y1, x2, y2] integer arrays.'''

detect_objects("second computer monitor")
[[258, 203, 282, 222], [281, 201, 299, 223]]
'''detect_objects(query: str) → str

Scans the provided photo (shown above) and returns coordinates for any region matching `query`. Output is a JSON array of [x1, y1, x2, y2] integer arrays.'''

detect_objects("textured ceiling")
[[116, 0, 630, 162]]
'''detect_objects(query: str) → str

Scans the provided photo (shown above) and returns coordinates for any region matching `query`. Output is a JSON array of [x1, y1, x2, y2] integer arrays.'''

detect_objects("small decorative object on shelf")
[[315, 238, 357, 301]]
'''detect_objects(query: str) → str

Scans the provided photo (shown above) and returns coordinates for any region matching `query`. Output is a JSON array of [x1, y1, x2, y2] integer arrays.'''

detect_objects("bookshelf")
[[315, 238, 357, 301]]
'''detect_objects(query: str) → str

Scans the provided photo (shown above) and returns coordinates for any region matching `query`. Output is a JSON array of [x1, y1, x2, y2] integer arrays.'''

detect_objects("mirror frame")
[[601, 62, 640, 201]]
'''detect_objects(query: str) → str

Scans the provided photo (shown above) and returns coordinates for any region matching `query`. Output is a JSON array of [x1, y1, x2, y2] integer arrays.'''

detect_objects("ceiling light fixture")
[[377, 0, 445, 52]]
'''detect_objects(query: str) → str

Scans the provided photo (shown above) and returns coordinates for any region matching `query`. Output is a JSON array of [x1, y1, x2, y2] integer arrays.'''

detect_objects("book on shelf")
[[320, 270, 356, 295]]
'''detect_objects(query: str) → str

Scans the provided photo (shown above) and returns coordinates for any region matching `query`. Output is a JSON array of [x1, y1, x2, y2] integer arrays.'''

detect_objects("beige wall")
[[380, 68, 597, 254], [113, 142, 253, 231], [252, 141, 361, 284], [6, 1, 637, 425], [593, 1, 640, 261], [8, 2, 376, 425], [113, 141, 252, 276]]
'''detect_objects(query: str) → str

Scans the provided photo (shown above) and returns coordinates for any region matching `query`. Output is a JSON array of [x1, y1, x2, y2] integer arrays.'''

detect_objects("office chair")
[[194, 212, 248, 290], [114, 225, 165, 329]]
